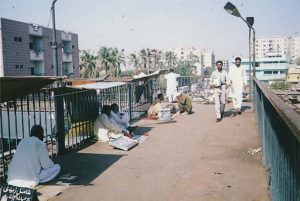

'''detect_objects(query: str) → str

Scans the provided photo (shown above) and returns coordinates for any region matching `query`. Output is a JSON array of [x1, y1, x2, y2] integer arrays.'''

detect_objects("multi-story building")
[[288, 35, 300, 64], [201, 48, 215, 68], [167, 47, 203, 75], [0, 18, 79, 77], [241, 53, 289, 83], [254, 35, 300, 64], [286, 65, 300, 84], [168, 47, 201, 61]]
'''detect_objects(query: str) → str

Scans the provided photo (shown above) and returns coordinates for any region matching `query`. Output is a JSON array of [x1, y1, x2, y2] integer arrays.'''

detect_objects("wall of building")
[[0, 19, 3, 76], [1, 18, 32, 76], [242, 55, 289, 83], [0, 18, 80, 77]]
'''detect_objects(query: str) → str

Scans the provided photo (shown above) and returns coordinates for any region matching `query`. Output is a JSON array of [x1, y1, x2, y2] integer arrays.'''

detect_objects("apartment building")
[[254, 35, 300, 64], [288, 35, 300, 63], [0, 18, 79, 77], [167, 47, 203, 75], [201, 48, 215, 68], [241, 53, 289, 83]]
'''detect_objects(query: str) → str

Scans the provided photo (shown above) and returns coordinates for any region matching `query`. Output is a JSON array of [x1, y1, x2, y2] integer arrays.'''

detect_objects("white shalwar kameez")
[[228, 65, 247, 110], [164, 72, 180, 102], [7, 137, 61, 188], [110, 111, 130, 132]]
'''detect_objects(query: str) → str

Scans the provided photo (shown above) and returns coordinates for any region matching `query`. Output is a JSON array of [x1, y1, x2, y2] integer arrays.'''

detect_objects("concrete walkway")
[[41, 103, 269, 201]]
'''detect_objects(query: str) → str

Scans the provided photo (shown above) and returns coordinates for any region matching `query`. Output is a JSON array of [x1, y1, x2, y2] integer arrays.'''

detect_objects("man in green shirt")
[[176, 92, 193, 114]]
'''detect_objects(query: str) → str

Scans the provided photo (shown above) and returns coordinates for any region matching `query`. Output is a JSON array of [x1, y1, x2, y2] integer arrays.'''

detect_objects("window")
[[14, 37, 22, 42], [15, 65, 23, 69], [72, 45, 75, 49]]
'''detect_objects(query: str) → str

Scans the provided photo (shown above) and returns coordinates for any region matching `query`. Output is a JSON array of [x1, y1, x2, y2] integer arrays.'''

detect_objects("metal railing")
[[177, 76, 199, 88], [0, 76, 161, 182], [0, 89, 57, 183], [253, 78, 300, 201]]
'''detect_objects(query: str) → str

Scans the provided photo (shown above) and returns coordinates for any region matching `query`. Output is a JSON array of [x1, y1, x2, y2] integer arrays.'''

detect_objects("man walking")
[[228, 57, 248, 115], [210, 61, 229, 122], [164, 69, 180, 103]]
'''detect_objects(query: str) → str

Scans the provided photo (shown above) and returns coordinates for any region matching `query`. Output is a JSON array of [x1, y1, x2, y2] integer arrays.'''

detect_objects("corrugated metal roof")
[[69, 81, 127, 89]]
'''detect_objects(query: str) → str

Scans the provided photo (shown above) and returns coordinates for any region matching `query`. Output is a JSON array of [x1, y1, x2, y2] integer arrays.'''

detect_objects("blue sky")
[[1, 0, 299, 60]]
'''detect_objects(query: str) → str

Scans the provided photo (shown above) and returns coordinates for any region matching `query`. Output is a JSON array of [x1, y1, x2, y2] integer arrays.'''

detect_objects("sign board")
[[0, 184, 37, 201], [158, 108, 171, 121]]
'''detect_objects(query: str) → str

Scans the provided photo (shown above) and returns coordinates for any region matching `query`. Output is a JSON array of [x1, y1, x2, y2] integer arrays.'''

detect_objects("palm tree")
[[164, 51, 178, 69], [128, 53, 140, 70], [79, 50, 97, 78], [186, 52, 200, 67], [98, 46, 113, 76], [139, 49, 149, 73], [111, 48, 126, 77]]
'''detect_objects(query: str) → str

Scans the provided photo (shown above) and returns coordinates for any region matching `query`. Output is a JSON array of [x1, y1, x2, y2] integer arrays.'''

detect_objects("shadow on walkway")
[[55, 153, 123, 186]]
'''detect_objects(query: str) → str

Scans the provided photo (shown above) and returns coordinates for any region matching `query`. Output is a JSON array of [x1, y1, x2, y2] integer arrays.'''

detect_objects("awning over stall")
[[0, 76, 61, 102]]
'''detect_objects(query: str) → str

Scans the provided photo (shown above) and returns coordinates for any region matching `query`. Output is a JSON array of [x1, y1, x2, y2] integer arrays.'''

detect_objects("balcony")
[[29, 24, 43, 36], [62, 62, 73, 76], [61, 31, 72, 41], [29, 50, 44, 61], [62, 53, 73, 62]]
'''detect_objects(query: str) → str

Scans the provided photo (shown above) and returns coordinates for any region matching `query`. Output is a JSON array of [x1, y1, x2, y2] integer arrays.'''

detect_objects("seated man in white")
[[94, 105, 133, 142], [148, 93, 165, 117], [110, 103, 136, 132], [7, 125, 61, 188]]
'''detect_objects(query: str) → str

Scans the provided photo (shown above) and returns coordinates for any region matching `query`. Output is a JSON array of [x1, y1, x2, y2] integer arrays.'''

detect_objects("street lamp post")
[[51, 0, 59, 77], [224, 2, 256, 101]]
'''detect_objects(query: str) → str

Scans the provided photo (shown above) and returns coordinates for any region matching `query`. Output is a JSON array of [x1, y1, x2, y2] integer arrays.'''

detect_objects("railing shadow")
[[44, 151, 124, 186]]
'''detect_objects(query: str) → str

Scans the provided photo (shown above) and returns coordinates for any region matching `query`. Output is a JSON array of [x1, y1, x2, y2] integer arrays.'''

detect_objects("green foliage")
[[120, 70, 134, 77], [203, 67, 214, 76], [174, 64, 195, 76], [80, 47, 202, 78], [79, 50, 98, 78], [270, 81, 290, 90]]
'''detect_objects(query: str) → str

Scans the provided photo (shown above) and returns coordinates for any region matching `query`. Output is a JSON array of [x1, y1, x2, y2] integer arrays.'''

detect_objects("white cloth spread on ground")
[[228, 65, 247, 109], [7, 136, 61, 188], [164, 72, 180, 102], [93, 114, 123, 142]]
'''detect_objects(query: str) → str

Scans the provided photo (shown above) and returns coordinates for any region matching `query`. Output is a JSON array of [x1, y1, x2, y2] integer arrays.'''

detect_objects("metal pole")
[[248, 27, 252, 101], [252, 28, 256, 78], [52, 0, 59, 77]]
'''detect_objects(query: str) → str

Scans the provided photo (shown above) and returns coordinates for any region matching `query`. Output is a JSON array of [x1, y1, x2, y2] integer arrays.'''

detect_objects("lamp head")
[[224, 2, 241, 17], [246, 17, 254, 28]]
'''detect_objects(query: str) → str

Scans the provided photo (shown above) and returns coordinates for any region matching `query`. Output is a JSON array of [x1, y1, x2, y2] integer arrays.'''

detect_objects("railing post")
[[54, 89, 65, 154], [127, 83, 132, 121]]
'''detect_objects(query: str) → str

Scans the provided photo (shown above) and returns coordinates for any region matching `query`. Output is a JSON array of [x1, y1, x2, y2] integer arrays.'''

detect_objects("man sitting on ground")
[[110, 103, 136, 132], [100, 105, 133, 138], [176, 92, 193, 115], [147, 93, 165, 117], [7, 125, 61, 188]]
